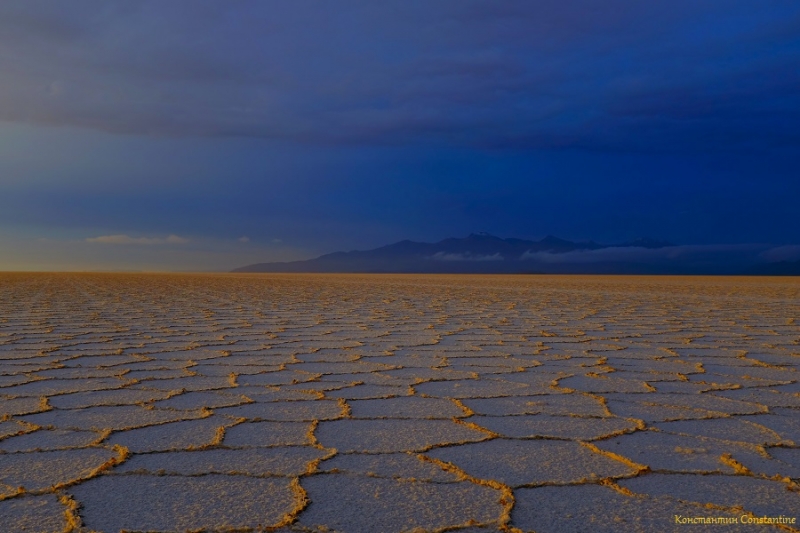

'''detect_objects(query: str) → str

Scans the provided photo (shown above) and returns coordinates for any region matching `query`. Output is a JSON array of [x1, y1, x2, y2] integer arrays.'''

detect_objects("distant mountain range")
[[230, 233, 785, 275]]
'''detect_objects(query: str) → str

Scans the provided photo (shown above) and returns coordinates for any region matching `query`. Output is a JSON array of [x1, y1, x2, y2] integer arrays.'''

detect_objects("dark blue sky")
[[1, 1, 798, 270]]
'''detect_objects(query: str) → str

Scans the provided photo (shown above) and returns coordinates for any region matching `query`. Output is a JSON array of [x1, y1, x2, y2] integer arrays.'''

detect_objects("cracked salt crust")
[[621, 473, 800, 518], [297, 473, 503, 533], [217, 399, 344, 421], [326, 383, 410, 399], [236, 386, 322, 401], [316, 419, 490, 453], [425, 439, 637, 487], [152, 390, 252, 409], [0, 447, 122, 494], [414, 378, 536, 398], [0, 429, 101, 452], [605, 398, 727, 422], [462, 394, 602, 417], [377, 366, 478, 383], [20, 405, 206, 431], [0, 420, 34, 439], [223, 421, 313, 447], [319, 452, 462, 482], [604, 391, 768, 415], [112, 446, 327, 476], [0, 273, 798, 532], [0, 494, 68, 532], [594, 429, 771, 473], [712, 387, 800, 408], [70, 474, 300, 531], [512, 484, 740, 533], [103, 415, 231, 452], [237, 371, 321, 387], [654, 417, 790, 446], [2, 377, 131, 397], [349, 396, 469, 419], [740, 409, 800, 442], [48, 388, 173, 409], [472, 414, 639, 440]]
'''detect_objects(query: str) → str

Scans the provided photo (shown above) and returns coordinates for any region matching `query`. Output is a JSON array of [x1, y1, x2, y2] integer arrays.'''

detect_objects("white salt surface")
[[0, 273, 798, 532]]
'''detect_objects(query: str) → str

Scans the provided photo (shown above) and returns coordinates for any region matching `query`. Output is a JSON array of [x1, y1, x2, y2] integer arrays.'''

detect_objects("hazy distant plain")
[[1, 274, 798, 532]]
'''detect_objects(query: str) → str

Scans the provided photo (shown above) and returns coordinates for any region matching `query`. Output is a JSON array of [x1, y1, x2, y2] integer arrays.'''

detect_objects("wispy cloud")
[[237, 236, 250, 243], [86, 234, 189, 245]]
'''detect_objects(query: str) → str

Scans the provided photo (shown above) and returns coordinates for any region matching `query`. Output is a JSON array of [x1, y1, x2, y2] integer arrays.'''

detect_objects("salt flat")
[[0, 273, 798, 532]]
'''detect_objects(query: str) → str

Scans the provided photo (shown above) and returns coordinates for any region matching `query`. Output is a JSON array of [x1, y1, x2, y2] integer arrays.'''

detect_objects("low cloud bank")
[[760, 245, 800, 262], [86, 234, 188, 245], [521, 244, 766, 264]]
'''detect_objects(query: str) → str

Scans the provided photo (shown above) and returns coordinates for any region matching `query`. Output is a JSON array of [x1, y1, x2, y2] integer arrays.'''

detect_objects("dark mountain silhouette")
[[232, 233, 687, 274]]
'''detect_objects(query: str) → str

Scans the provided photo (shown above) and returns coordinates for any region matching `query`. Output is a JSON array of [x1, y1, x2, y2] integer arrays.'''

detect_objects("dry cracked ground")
[[0, 273, 798, 533]]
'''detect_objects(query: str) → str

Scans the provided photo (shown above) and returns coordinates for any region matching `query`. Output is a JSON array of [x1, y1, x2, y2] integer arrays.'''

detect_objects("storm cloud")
[[1, 1, 798, 150]]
